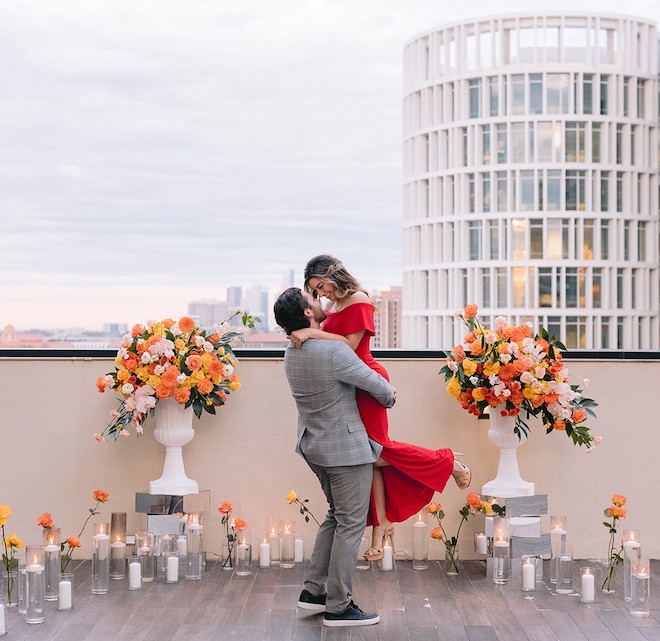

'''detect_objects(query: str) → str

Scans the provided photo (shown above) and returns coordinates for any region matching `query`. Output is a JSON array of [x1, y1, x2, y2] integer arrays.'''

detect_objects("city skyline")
[[3, 0, 660, 331]]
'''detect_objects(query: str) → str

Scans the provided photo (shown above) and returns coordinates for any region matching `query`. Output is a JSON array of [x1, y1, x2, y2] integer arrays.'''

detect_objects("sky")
[[1, 0, 659, 330]]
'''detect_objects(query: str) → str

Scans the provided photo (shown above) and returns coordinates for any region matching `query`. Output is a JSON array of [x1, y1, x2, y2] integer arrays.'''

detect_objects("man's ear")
[[303, 307, 314, 320]]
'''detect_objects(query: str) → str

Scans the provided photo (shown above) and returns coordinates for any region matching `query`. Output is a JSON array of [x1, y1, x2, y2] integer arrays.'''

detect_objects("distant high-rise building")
[[373, 286, 403, 348], [187, 299, 230, 331], [402, 12, 659, 349], [244, 284, 269, 331], [226, 286, 244, 327]]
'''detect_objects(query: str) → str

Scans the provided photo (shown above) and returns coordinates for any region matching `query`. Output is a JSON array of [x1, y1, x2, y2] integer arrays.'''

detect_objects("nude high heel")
[[363, 522, 395, 561], [452, 460, 472, 490]]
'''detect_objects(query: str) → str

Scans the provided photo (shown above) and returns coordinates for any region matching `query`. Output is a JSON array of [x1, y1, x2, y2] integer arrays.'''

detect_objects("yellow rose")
[[462, 359, 478, 376], [134, 366, 150, 382], [150, 322, 166, 337], [472, 387, 486, 402], [446, 376, 462, 399], [148, 375, 161, 389], [229, 380, 241, 391], [191, 370, 205, 384], [200, 353, 213, 367], [522, 386, 536, 399], [5, 532, 23, 548], [483, 360, 501, 377], [174, 338, 186, 351], [216, 346, 225, 356], [286, 490, 298, 503], [0, 505, 11, 526], [116, 368, 131, 383]]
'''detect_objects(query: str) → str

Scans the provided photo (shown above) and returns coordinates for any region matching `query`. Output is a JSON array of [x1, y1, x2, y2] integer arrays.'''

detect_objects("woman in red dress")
[[290, 255, 471, 560]]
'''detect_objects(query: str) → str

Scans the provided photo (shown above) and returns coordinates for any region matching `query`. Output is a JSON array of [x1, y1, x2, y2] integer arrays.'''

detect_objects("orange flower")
[[611, 494, 627, 507], [131, 324, 145, 337], [156, 384, 172, 399], [162, 318, 176, 329], [218, 501, 233, 515], [464, 304, 478, 319], [430, 526, 444, 540], [572, 408, 587, 424], [96, 376, 108, 392], [93, 490, 109, 503], [173, 387, 191, 404], [608, 506, 626, 519], [498, 363, 517, 382], [229, 375, 241, 391], [161, 366, 179, 382], [234, 518, 248, 531], [37, 512, 53, 528], [178, 316, 196, 333], [67, 536, 81, 548], [208, 360, 224, 376], [552, 419, 566, 431], [185, 354, 203, 371], [466, 493, 482, 510], [426, 503, 442, 514], [468, 339, 484, 356], [197, 378, 214, 395]]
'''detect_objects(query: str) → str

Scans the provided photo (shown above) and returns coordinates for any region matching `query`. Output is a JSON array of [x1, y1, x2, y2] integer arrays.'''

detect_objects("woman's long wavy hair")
[[303, 254, 374, 306]]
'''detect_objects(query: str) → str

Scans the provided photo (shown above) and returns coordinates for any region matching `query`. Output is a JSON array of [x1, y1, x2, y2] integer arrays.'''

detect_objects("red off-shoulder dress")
[[322, 303, 454, 524]]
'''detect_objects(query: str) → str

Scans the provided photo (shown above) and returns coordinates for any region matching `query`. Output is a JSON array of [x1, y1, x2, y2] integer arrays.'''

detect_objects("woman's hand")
[[289, 327, 316, 349]]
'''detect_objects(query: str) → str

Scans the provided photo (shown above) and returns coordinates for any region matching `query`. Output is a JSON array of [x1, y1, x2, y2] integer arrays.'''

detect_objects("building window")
[[623, 77, 630, 117], [547, 218, 569, 259], [530, 219, 543, 258], [481, 268, 491, 307], [537, 121, 553, 162], [468, 173, 475, 213], [469, 79, 481, 118], [545, 169, 561, 211], [511, 218, 526, 260], [496, 267, 508, 306], [469, 221, 482, 259], [512, 267, 526, 306], [600, 74, 609, 114], [482, 173, 491, 212], [600, 174, 609, 212], [520, 170, 534, 210], [616, 268, 624, 308], [601, 220, 609, 259], [488, 76, 499, 116], [583, 73, 593, 114], [547, 73, 569, 113], [601, 317, 610, 348], [539, 267, 552, 307], [565, 122, 585, 162], [489, 220, 500, 259], [566, 170, 586, 210], [637, 79, 646, 119], [583, 219, 594, 259], [512, 74, 525, 114], [593, 268, 602, 307], [496, 171, 507, 211], [530, 73, 543, 114], [592, 123, 601, 163], [496, 124, 507, 163], [638, 222, 646, 261], [616, 124, 623, 164], [616, 172, 623, 212], [512, 122, 525, 162], [481, 125, 491, 164]]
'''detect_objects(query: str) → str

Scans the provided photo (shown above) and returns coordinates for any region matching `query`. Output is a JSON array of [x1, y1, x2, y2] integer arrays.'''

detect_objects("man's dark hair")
[[273, 287, 311, 335]]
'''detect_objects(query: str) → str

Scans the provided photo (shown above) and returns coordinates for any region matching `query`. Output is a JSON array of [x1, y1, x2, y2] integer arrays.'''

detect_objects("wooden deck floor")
[[4, 558, 660, 640]]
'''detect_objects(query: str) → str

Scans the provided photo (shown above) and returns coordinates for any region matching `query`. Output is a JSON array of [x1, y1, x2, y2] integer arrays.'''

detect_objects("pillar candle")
[[166, 555, 179, 583], [380, 544, 393, 571], [0, 600, 6, 635], [522, 560, 535, 591], [259, 541, 271, 568], [476, 533, 488, 555], [128, 560, 142, 590], [294, 538, 304, 563], [581, 569, 595, 602], [58, 578, 72, 609]]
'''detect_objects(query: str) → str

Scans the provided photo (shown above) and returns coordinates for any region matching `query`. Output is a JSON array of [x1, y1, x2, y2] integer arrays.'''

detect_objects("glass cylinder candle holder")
[[185, 523, 204, 580], [580, 566, 596, 603], [0, 592, 6, 636], [380, 542, 394, 572], [43, 526, 61, 601], [412, 511, 428, 570], [236, 533, 252, 577], [266, 519, 281, 565], [25, 545, 45, 624], [555, 536, 573, 594], [135, 531, 155, 582], [92, 523, 110, 594], [622, 529, 641, 602], [110, 537, 127, 580], [176, 534, 187, 557], [549, 516, 567, 584], [110, 513, 127, 543], [128, 556, 142, 590], [57, 573, 73, 611], [158, 534, 176, 580], [17, 562, 27, 615], [521, 555, 537, 592], [356, 535, 370, 570], [280, 521, 296, 569], [630, 558, 650, 616], [259, 539, 271, 568], [492, 517, 510, 584]]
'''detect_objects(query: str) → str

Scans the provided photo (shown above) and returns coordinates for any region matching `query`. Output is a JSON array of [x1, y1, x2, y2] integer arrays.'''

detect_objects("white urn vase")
[[149, 398, 199, 496], [481, 410, 535, 498]]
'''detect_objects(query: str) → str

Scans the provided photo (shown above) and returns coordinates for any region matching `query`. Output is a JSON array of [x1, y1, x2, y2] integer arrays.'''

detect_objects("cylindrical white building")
[[402, 13, 659, 349]]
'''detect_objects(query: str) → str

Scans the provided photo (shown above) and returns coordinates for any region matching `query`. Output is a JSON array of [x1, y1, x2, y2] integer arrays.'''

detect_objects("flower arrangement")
[[1, 505, 23, 605], [601, 494, 627, 592], [441, 305, 597, 447], [427, 493, 501, 574], [38, 489, 110, 573], [286, 490, 321, 526], [96, 310, 258, 441], [218, 501, 247, 569]]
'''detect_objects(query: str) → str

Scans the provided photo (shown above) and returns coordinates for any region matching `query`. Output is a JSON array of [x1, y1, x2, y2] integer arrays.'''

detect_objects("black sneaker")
[[323, 601, 380, 627], [297, 589, 327, 612]]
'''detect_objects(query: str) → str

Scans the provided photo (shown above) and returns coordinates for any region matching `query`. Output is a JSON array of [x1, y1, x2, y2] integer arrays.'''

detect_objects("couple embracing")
[[273, 255, 471, 627]]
